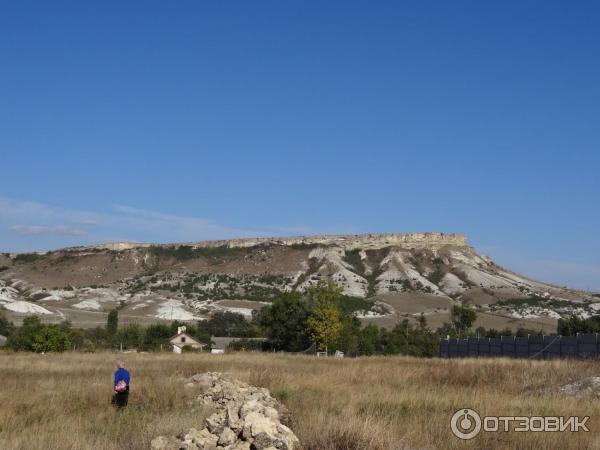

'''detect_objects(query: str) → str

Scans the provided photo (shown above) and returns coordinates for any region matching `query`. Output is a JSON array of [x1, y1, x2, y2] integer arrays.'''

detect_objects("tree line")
[[4, 283, 589, 355]]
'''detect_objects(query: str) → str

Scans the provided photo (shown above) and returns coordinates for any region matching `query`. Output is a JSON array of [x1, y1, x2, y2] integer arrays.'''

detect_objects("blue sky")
[[1, 1, 599, 290]]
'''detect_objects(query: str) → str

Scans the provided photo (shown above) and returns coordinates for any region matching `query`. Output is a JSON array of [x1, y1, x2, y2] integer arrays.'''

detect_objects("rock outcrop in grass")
[[151, 372, 299, 450]]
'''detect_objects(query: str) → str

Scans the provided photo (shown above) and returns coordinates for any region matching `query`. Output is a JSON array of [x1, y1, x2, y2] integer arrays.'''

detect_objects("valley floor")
[[0, 352, 598, 449]]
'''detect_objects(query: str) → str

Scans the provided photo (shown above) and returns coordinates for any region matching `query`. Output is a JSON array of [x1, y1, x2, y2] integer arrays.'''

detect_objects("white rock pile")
[[151, 372, 300, 450], [560, 376, 600, 398]]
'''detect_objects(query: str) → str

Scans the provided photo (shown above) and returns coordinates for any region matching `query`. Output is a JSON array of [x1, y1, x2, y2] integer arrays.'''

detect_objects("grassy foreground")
[[0, 353, 599, 449]]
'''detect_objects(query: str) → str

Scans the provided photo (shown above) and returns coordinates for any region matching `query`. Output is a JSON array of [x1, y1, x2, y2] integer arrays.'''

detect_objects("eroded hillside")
[[0, 233, 596, 331]]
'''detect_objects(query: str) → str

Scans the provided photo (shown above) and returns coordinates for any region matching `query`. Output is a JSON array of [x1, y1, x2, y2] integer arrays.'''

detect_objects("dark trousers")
[[112, 387, 129, 408]]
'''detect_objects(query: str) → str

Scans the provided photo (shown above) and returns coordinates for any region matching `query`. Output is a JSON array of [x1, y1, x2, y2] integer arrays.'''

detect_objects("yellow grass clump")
[[0, 352, 599, 449]]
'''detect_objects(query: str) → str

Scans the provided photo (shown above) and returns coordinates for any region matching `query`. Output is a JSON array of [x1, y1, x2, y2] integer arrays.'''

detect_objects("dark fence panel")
[[544, 335, 562, 359], [489, 338, 502, 356], [440, 334, 600, 360], [515, 337, 529, 358], [440, 339, 449, 358], [578, 334, 597, 358], [468, 338, 479, 357], [528, 335, 545, 359], [561, 336, 578, 358], [501, 336, 516, 358], [478, 339, 490, 356], [448, 339, 458, 358]]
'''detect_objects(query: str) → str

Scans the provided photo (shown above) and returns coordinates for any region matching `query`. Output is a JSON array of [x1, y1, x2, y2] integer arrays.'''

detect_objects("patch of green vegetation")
[[496, 296, 574, 309], [257, 274, 287, 285], [339, 296, 371, 314], [289, 243, 320, 250], [343, 249, 366, 275], [387, 278, 432, 293], [452, 270, 474, 288], [365, 266, 383, 298], [149, 245, 247, 261], [341, 249, 382, 298], [13, 253, 43, 264], [414, 280, 434, 294], [427, 269, 445, 286], [294, 257, 321, 288], [238, 285, 282, 302], [141, 271, 287, 302]]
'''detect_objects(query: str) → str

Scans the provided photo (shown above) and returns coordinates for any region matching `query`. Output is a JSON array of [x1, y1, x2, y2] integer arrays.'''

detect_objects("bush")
[[13, 253, 42, 264], [0, 311, 15, 337], [197, 311, 262, 338], [7, 316, 73, 352]]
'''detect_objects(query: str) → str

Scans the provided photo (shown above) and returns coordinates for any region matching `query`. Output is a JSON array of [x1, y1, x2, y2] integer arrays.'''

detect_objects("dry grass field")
[[0, 352, 599, 450]]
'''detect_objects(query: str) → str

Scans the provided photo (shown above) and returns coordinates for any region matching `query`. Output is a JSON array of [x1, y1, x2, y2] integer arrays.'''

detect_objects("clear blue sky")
[[1, 1, 599, 290]]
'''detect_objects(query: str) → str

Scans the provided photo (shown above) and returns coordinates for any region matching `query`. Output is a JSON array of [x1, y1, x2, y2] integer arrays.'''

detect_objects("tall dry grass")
[[0, 352, 599, 449]]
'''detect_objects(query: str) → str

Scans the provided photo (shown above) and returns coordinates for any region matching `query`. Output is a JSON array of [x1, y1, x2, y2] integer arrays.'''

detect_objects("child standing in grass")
[[112, 360, 130, 409]]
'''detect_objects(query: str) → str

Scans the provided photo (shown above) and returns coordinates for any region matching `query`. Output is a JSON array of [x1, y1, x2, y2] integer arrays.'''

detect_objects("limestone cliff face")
[[192, 232, 467, 249], [89, 232, 467, 252]]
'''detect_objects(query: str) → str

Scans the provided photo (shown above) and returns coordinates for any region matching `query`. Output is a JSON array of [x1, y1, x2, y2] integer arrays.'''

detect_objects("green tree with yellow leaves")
[[306, 283, 343, 353]]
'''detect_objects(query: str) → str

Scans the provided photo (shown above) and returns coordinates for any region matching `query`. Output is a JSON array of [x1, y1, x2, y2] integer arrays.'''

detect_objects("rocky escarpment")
[[74, 232, 468, 252], [151, 372, 299, 450]]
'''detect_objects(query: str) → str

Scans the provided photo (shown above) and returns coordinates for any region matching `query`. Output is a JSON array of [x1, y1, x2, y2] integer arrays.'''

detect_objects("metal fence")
[[440, 334, 600, 359]]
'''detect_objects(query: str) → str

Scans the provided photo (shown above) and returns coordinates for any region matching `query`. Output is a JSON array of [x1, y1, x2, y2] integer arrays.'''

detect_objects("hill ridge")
[[61, 231, 468, 252]]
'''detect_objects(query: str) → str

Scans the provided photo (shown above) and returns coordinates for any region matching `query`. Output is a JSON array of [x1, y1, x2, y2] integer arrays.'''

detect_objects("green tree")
[[257, 291, 311, 351], [82, 326, 110, 350], [358, 324, 380, 355], [143, 323, 173, 350], [417, 312, 428, 330], [31, 326, 72, 352], [197, 311, 262, 338], [0, 310, 15, 337], [306, 283, 343, 352], [335, 315, 361, 356], [115, 323, 145, 350], [107, 309, 119, 335], [7, 316, 72, 352], [450, 304, 477, 333], [7, 315, 44, 351], [558, 315, 600, 335], [378, 319, 438, 357]]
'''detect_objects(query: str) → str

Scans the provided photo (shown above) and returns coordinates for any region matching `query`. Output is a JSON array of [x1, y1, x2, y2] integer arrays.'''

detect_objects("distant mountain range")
[[1, 233, 597, 331]]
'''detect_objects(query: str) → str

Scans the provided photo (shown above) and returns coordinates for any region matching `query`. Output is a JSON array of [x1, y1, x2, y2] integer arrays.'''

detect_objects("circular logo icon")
[[451, 408, 482, 440]]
